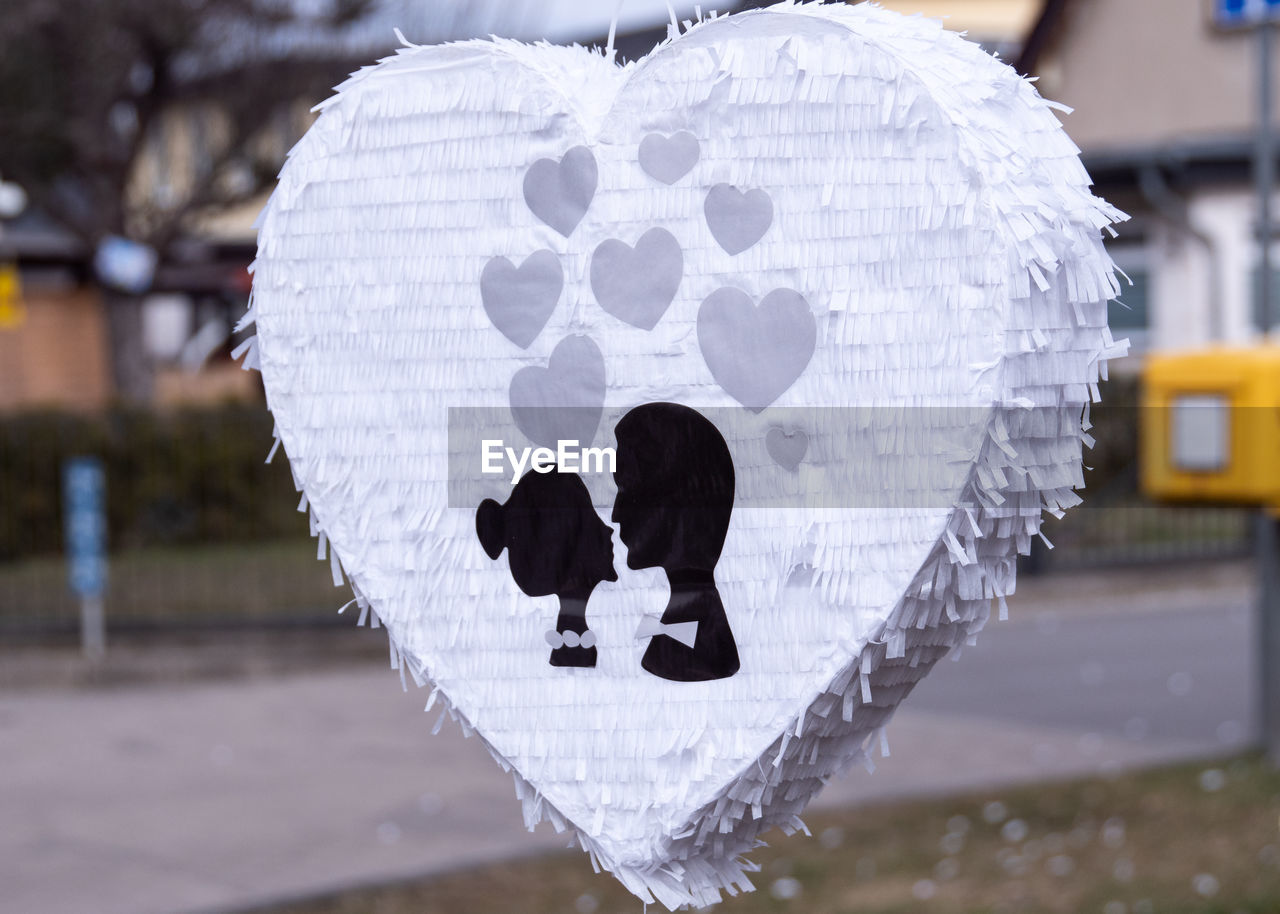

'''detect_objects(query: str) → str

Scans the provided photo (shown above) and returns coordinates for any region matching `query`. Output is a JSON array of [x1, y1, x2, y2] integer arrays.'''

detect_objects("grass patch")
[[253, 756, 1280, 914], [0, 537, 347, 629]]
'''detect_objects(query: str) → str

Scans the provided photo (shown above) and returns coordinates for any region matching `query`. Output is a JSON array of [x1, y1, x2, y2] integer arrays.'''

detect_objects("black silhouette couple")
[[475, 403, 740, 683]]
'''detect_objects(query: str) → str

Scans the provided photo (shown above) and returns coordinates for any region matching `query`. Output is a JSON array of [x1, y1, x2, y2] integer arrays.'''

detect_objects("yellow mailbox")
[[1141, 345, 1280, 508]]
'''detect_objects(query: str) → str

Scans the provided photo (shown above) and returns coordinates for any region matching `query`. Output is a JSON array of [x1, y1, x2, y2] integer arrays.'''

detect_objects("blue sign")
[[63, 457, 107, 598], [1217, 0, 1280, 26]]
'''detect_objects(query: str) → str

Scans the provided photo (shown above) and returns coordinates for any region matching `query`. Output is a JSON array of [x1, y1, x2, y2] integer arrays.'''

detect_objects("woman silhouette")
[[612, 402, 740, 682], [476, 468, 616, 668]]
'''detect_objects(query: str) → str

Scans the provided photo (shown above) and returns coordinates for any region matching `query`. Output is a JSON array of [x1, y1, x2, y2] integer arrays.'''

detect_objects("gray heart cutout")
[[590, 228, 683, 330], [638, 131, 700, 184], [509, 335, 606, 449], [697, 287, 816, 413], [480, 250, 562, 349], [704, 183, 773, 255], [523, 146, 597, 238], [766, 426, 809, 472]]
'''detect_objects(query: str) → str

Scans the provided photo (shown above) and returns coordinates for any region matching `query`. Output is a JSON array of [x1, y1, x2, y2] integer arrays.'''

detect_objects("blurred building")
[[0, 0, 705, 412], [0, 273, 112, 411], [1025, 0, 1280, 358], [867, 0, 1270, 362], [16, 0, 1231, 409], [873, 0, 1040, 57]]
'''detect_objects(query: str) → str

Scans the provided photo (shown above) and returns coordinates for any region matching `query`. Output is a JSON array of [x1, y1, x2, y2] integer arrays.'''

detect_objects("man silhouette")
[[612, 402, 740, 682]]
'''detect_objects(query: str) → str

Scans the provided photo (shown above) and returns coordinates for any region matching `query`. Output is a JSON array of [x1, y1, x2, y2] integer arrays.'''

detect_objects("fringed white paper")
[[247, 2, 1126, 908]]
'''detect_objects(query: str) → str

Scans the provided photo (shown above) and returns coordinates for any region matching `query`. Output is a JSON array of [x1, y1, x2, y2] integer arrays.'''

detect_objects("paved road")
[[0, 596, 1255, 914], [910, 601, 1254, 747], [819, 596, 1255, 810]]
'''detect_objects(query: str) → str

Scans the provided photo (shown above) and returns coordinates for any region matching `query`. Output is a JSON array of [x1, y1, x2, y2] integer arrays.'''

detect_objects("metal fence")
[[0, 405, 348, 638], [1024, 460, 1253, 573]]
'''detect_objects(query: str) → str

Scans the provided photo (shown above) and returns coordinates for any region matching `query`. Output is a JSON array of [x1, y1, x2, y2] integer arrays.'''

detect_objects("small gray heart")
[[697, 287, 816, 413], [523, 146, 597, 238], [638, 132, 700, 184], [481, 250, 562, 349], [510, 335, 606, 449], [766, 427, 809, 472], [590, 228, 683, 330], [704, 184, 773, 255]]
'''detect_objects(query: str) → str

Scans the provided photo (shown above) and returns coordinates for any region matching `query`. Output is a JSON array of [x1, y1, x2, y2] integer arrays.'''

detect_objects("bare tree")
[[0, 0, 380, 400], [0, 0, 722, 399]]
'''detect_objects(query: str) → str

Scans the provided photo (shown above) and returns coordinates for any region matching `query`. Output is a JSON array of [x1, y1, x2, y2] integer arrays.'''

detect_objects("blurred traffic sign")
[[0, 262, 24, 330], [63, 457, 107, 659], [64, 458, 107, 595], [1216, 0, 1280, 27]]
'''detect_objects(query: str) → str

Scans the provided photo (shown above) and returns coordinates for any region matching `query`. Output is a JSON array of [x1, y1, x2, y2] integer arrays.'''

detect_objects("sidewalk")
[[0, 561, 1257, 914]]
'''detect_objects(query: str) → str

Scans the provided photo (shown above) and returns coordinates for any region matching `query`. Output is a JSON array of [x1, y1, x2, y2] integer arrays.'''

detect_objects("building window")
[[1249, 266, 1280, 332], [1109, 268, 1149, 331], [1107, 244, 1150, 351]]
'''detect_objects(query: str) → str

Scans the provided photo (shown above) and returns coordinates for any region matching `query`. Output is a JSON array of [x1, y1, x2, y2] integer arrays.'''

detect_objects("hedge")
[[0, 402, 302, 560]]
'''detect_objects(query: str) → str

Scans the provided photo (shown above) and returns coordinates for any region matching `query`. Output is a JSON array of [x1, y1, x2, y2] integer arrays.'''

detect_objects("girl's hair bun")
[[475, 498, 506, 559]]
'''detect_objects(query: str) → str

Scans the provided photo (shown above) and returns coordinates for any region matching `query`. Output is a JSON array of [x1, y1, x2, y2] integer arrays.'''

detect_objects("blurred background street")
[[1, 563, 1256, 914], [3, 1, 1280, 913]]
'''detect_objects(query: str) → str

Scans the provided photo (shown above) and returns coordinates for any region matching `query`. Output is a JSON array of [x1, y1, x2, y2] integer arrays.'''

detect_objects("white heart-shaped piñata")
[[244, 2, 1126, 907]]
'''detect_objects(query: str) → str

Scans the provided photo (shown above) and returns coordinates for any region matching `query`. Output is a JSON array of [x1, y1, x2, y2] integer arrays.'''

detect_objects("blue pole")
[[63, 457, 107, 660]]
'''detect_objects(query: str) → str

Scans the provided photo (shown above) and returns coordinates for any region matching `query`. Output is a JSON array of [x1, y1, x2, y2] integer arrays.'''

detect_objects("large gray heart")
[[509, 335, 606, 448], [704, 184, 773, 255], [480, 250, 562, 349], [523, 146, 597, 238], [766, 426, 809, 472], [589, 228, 683, 330], [697, 287, 816, 412], [638, 131, 700, 184]]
